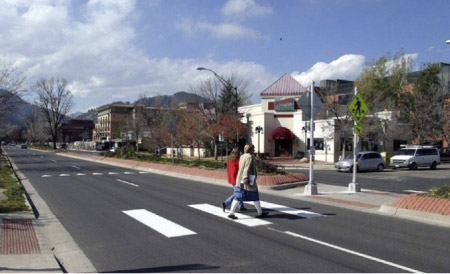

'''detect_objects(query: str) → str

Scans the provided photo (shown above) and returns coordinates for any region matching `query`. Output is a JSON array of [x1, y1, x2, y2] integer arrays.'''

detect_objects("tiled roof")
[[260, 73, 307, 97]]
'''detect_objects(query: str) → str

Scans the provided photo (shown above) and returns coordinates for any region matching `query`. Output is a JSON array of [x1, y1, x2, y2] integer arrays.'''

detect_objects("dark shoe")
[[222, 203, 227, 213], [239, 207, 247, 211], [228, 214, 238, 220], [256, 211, 269, 218]]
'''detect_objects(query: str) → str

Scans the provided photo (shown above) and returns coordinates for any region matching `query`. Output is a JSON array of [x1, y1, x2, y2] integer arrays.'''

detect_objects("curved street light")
[[196, 67, 239, 115]]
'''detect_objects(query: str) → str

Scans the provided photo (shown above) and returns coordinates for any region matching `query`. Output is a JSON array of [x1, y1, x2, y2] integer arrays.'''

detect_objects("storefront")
[[239, 73, 344, 162]]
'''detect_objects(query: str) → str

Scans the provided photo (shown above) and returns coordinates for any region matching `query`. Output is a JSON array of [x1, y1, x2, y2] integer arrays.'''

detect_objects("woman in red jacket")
[[222, 148, 245, 212]]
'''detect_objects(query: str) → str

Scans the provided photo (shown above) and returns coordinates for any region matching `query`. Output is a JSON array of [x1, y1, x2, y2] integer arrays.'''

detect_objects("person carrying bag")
[[228, 144, 269, 219]]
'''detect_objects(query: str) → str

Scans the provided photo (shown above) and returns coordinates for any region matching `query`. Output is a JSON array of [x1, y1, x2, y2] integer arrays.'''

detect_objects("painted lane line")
[[189, 204, 272, 227], [59, 174, 70, 177], [139, 171, 149, 174], [42, 175, 52, 177], [92, 173, 103, 176], [123, 209, 196, 238], [52, 160, 57, 162], [124, 171, 134, 174], [403, 190, 427, 194], [76, 173, 86, 176], [72, 166, 81, 170], [108, 172, 119, 175], [116, 179, 139, 187], [250, 201, 324, 219], [281, 230, 422, 273]]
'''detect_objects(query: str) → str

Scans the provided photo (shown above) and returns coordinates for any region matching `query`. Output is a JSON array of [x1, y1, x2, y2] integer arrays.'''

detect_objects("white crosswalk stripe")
[[189, 204, 272, 227], [252, 201, 324, 219], [123, 209, 196, 238]]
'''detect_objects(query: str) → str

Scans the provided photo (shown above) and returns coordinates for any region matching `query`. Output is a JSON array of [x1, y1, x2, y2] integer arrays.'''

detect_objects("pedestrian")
[[222, 148, 246, 212], [228, 144, 269, 219]]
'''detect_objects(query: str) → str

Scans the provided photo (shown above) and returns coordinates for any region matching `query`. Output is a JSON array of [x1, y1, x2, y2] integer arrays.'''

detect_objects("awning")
[[271, 127, 294, 140]]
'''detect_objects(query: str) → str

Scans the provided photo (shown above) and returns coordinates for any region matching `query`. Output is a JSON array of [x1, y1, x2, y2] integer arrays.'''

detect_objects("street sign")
[[354, 124, 363, 135], [298, 91, 323, 120], [347, 93, 368, 123], [167, 120, 176, 134]]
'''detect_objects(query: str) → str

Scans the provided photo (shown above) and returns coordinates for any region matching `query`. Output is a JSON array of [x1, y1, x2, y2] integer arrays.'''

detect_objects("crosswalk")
[[41, 171, 150, 177], [125, 202, 324, 238]]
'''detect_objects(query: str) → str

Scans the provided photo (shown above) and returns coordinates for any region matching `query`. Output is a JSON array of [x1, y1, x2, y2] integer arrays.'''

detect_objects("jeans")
[[224, 193, 244, 209]]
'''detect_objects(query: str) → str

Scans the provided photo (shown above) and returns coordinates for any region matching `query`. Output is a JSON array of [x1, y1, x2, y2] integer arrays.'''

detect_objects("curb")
[[5, 152, 97, 273], [379, 205, 450, 228]]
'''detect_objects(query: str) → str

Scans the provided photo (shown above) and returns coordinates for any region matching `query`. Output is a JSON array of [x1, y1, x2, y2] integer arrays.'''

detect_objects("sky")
[[0, 0, 449, 113]]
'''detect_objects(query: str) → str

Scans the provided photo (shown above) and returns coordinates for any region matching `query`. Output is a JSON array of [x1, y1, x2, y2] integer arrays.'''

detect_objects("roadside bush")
[[116, 144, 136, 159], [426, 185, 450, 199], [255, 158, 285, 175]]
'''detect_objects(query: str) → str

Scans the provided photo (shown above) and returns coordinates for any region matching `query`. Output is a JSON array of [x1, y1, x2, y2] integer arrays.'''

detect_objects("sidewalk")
[[1, 151, 448, 273]]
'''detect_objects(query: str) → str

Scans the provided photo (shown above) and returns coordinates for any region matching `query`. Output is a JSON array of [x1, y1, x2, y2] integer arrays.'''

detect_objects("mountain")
[[0, 91, 206, 130], [135, 91, 207, 107], [0, 89, 34, 128], [74, 108, 98, 122]]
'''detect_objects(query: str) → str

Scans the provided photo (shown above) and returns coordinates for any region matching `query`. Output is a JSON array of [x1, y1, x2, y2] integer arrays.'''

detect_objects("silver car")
[[335, 151, 385, 172]]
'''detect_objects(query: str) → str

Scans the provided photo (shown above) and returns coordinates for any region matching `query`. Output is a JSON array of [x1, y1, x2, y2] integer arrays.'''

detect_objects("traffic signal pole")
[[304, 81, 318, 195]]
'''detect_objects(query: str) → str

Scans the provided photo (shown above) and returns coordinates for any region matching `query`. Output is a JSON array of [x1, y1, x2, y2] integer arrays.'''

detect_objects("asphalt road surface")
[[288, 164, 450, 194], [5, 147, 450, 273]]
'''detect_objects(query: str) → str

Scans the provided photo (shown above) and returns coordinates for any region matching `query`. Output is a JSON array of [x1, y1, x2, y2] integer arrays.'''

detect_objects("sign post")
[[304, 81, 319, 195], [346, 88, 369, 192], [168, 120, 176, 164]]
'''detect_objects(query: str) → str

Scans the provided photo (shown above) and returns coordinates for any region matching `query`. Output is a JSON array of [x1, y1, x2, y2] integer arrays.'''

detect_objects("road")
[[287, 164, 450, 194], [5, 147, 450, 272]]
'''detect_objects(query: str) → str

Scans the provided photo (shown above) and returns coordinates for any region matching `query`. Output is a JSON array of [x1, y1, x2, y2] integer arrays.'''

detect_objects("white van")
[[390, 145, 440, 170]]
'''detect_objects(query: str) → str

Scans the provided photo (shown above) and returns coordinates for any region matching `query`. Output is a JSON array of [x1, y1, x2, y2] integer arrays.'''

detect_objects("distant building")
[[93, 104, 134, 142], [59, 119, 95, 143]]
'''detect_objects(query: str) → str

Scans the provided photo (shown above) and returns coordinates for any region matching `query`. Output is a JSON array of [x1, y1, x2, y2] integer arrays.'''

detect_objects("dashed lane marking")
[[403, 190, 427, 194], [189, 204, 272, 227], [72, 166, 81, 169], [123, 209, 196, 238], [59, 174, 70, 177], [76, 173, 86, 176], [116, 179, 139, 187], [92, 173, 103, 175]]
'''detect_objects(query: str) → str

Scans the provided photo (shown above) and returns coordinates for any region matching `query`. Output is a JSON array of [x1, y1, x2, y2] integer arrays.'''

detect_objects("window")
[[307, 138, 324, 150]]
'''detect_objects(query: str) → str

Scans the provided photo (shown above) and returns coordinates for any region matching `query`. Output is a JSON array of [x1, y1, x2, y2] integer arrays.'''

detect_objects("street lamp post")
[[197, 67, 240, 146], [196, 67, 239, 115], [255, 126, 263, 157]]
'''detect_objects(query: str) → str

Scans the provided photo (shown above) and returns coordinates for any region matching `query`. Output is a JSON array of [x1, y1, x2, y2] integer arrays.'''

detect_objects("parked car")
[[21, 144, 27, 149], [335, 151, 385, 172], [390, 145, 440, 170]]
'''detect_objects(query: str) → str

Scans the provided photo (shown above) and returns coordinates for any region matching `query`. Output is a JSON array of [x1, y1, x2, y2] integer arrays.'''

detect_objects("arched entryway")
[[271, 127, 294, 157]]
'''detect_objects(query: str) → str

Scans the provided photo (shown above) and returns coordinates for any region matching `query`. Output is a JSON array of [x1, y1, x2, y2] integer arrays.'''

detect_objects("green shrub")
[[427, 185, 450, 199], [255, 158, 285, 175]]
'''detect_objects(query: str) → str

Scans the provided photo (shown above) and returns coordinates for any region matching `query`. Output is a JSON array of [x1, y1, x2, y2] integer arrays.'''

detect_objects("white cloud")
[[292, 54, 366, 86], [196, 21, 265, 39], [221, 0, 272, 18]]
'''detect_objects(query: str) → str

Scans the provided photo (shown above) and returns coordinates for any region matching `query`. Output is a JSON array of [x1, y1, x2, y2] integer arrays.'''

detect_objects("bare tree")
[[190, 72, 251, 158], [34, 77, 73, 149], [0, 58, 27, 115]]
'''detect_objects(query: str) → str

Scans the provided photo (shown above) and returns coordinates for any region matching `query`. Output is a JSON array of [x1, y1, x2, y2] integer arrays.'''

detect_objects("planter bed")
[[391, 194, 450, 215]]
